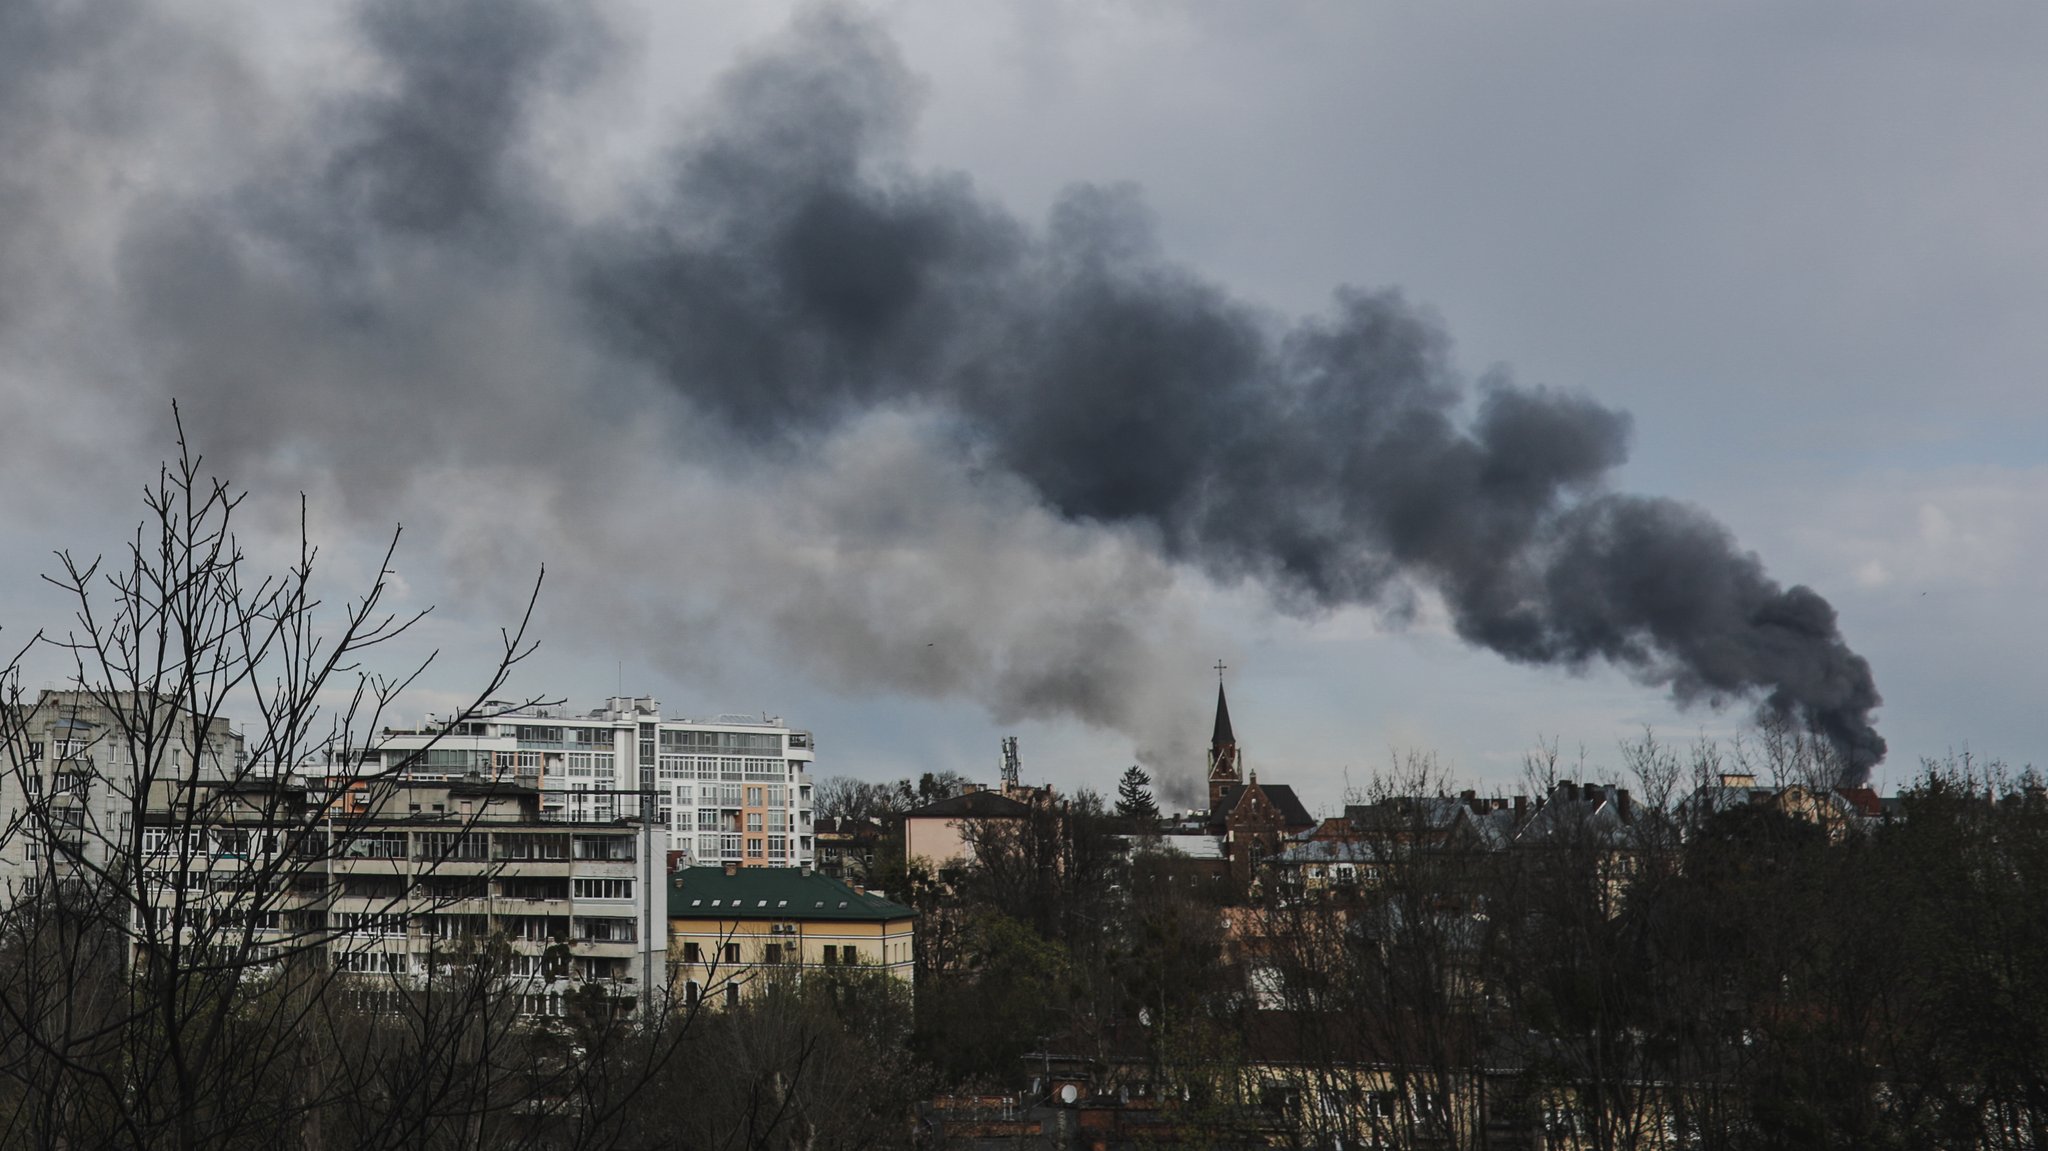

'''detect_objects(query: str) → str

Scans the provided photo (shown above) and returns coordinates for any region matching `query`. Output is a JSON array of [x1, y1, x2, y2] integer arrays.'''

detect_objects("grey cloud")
[[0, 1, 1884, 783]]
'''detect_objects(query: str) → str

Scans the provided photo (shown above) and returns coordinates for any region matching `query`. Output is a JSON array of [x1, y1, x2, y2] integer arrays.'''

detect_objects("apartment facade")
[[367, 696, 816, 871], [0, 689, 247, 898], [133, 775, 652, 1016]]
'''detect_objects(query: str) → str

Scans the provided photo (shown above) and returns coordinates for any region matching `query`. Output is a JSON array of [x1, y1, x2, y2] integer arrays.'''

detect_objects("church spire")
[[1207, 672, 1242, 813], [1211, 679, 1235, 748]]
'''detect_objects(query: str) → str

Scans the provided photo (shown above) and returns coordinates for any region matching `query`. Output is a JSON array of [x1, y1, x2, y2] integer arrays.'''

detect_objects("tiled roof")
[[667, 866, 915, 921], [1210, 782, 1315, 831]]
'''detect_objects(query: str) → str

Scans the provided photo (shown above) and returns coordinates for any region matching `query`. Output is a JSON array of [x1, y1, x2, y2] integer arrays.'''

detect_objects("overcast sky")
[[3, 1, 2043, 812]]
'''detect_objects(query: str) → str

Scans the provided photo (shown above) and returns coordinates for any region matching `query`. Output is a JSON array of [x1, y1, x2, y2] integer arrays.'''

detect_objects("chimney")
[[1617, 789, 1633, 818], [801, 861, 813, 876], [723, 862, 737, 877], [1513, 795, 1527, 821]]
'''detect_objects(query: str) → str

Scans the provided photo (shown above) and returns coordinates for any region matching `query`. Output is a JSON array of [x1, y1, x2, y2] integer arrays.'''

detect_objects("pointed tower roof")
[[1211, 681, 1235, 747]]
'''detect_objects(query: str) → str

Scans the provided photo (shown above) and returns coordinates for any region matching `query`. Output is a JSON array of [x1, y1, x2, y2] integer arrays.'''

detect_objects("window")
[[821, 945, 837, 965], [746, 838, 764, 859], [842, 946, 860, 965], [416, 832, 488, 861], [496, 834, 568, 860], [764, 943, 783, 964], [576, 917, 636, 943], [519, 992, 565, 1017], [573, 835, 634, 861], [338, 950, 409, 975], [745, 813, 763, 832], [338, 833, 408, 860], [685, 980, 701, 1007], [572, 878, 634, 901], [402, 748, 482, 775], [684, 942, 701, 964], [333, 912, 408, 937], [724, 984, 739, 1008], [495, 750, 542, 775], [723, 943, 740, 963], [424, 914, 486, 940], [745, 786, 764, 807], [768, 835, 787, 861]]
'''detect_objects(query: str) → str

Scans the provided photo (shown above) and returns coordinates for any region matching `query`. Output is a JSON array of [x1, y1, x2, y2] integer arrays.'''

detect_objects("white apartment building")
[[366, 696, 816, 872]]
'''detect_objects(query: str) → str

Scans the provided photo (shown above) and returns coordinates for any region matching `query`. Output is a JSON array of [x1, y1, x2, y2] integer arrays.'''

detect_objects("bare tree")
[[0, 416, 699, 1150]]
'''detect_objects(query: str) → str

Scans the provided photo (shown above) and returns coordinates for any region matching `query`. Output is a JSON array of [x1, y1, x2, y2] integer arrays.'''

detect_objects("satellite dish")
[[1060, 1083, 1079, 1105]]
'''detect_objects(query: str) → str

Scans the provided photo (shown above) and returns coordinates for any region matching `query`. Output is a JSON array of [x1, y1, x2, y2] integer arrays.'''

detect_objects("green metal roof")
[[667, 866, 915, 922]]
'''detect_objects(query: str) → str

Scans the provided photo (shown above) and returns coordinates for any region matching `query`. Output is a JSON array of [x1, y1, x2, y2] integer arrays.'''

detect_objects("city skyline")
[[2, 2, 2044, 814]]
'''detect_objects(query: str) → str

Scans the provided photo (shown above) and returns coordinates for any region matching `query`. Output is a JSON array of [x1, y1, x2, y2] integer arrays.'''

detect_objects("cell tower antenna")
[[1000, 736, 1020, 790]]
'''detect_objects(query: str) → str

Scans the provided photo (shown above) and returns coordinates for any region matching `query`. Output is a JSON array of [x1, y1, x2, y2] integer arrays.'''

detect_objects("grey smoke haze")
[[0, 2, 1884, 783]]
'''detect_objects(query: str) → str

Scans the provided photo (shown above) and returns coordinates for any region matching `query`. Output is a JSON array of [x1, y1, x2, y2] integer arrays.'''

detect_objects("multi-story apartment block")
[[365, 696, 816, 872], [132, 774, 651, 1016], [0, 689, 247, 898]]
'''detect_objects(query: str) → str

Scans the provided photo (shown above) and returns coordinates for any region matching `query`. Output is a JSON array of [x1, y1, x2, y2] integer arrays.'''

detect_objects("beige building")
[[667, 865, 914, 1008], [901, 788, 1035, 873], [1, 689, 246, 899]]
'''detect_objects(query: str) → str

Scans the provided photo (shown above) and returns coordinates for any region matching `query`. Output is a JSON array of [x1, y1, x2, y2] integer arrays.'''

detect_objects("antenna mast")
[[1000, 736, 1020, 790]]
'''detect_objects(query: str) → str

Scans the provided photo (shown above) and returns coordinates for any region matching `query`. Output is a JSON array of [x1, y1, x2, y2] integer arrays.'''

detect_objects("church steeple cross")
[[1213, 659, 1227, 681]]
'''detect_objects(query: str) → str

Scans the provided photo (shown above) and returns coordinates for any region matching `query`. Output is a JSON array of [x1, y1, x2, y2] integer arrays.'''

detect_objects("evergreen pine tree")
[[1116, 764, 1160, 822]]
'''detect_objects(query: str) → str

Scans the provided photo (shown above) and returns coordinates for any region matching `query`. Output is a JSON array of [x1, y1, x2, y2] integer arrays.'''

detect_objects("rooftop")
[[903, 790, 1034, 820], [668, 866, 915, 921]]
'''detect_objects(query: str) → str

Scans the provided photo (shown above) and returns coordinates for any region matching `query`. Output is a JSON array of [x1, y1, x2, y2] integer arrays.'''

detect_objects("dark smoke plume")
[[0, 3, 1883, 782], [582, 10, 1885, 779]]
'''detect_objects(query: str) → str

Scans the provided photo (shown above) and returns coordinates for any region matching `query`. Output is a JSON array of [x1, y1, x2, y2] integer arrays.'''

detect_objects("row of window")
[[501, 727, 785, 755], [655, 757, 799, 783], [680, 941, 869, 965], [332, 914, 637, 943]]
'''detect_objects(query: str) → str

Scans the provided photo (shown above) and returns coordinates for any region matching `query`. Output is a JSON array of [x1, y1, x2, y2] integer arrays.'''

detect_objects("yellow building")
[[667, 864, 915, 1008]]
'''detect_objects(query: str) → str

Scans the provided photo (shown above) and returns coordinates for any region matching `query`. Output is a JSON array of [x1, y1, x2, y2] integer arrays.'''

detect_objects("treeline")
[[877, 748, 2048, 1150]]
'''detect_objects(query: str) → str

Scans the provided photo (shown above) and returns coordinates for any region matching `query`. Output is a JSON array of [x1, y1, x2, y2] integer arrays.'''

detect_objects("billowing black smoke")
[[582, 11, 1885, 779], [0, 1, 1883, 781]]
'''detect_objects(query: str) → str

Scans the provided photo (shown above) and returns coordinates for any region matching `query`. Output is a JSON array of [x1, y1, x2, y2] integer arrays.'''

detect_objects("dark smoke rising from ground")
[[0, 2, 1883, 783]]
